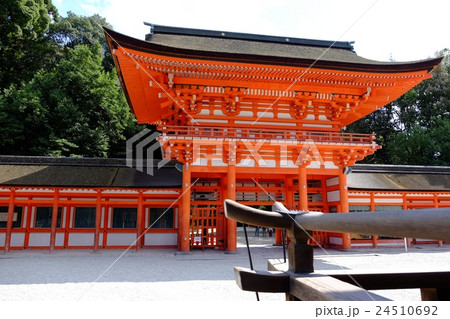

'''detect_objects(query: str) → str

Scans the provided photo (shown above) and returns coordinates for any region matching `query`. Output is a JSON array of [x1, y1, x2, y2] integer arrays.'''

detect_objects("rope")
[[243, 223, 260, 301]]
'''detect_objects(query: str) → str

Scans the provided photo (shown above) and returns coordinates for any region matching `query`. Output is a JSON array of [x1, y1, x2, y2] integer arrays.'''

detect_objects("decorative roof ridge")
[[352, 163, 450, 175], [0, 155, 176, 168], [104, 27, 442, 73], [2, 156, 449, 175], [144, 22, 355, 51]]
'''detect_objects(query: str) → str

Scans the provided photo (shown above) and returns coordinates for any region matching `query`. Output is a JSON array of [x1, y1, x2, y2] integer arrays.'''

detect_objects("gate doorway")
[[190, 207, 222, 249]]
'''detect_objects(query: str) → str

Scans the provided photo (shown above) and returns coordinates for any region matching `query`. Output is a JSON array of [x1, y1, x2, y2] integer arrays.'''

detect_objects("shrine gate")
[[103, 24, 442, 252]]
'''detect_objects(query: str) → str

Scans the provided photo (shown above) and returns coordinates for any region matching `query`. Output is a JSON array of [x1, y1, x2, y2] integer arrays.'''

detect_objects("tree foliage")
[[0, 2, 448, 163], [0, 0, 58, 90], [346, 50, 450, 166], [0, 3, 144, 157]]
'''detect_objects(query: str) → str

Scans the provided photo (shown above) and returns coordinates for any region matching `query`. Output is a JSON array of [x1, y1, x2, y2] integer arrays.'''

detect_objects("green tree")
[[388, 118, 450, 166], [0, 43, 140, 157], [48, 12, 115, 71], [344, 103, 397, 164], [0, 0, 58, 90], [346, 50, 449, 165], [0, 6, 145, 158]]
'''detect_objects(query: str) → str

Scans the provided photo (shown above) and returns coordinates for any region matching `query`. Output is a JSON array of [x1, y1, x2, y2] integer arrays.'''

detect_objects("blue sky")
[[53, 0, 449, 62]]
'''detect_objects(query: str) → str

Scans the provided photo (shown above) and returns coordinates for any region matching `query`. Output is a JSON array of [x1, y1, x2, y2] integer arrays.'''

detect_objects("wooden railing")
[[224, 199, 450, 301], [159, 125, 376, 144]]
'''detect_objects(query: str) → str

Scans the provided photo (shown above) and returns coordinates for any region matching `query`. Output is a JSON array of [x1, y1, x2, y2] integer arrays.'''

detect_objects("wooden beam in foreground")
[[224, 199, 450, 242], [234, 266, 389, 301], [268, 259, 450, 301], [234, 267, 289, 293], [289, 274, 390, 301]]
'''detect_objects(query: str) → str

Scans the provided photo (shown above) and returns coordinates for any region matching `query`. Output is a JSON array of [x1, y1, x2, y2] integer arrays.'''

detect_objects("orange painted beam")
[[226, 155, 237, 252], [339, 172, 351, 249], [49, 190, 59, 253], [298, 166, 308, 211], [4, 190, 15, 254], [136, 191, 144, 251], [180, 165, 191, 252], [93, 191, 102, 252], [106, 30, 439, 129]]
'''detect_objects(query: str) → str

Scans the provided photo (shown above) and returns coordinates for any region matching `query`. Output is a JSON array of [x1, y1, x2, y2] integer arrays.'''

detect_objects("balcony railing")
[[159, 125, 376, 144]]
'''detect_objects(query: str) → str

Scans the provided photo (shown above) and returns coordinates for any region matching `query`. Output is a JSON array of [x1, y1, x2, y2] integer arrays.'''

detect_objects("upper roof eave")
[[144, 22, 355, 50], [103, 27, 442, 74]]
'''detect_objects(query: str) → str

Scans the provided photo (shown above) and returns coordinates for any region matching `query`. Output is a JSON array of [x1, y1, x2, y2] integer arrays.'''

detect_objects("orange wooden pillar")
[[136, 191, 144, 251], [370, 192, 378, 248], [275, 228, 283, 245], [226, 163, 237, 252], [180, 164, 191, 252], [434, 194, 443, 247], [4, 189, 15, 253], [276, 177, 294, 245], [298, 167, 308, 211], [49, 190, 59, 253], [402, 193, 412, 247], [339, 171, 351, 249], [93, 190, 102, 252]]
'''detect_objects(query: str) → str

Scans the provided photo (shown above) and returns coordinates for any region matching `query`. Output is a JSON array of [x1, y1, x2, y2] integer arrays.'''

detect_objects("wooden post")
[[285, 177, 294, 210], [370, 192, 378, 248], [136, 191, 144, 251], [434, 194, 443, 247], [93, 190, 102, 252], [339, 172, 351, 249], [298, 166, 308, 211], [286, 211, 314, 300], [24, 200, 32, 248], [276, 177, 293, 245], [49, 190, 59, 253], [4, 189, 15, 254], [402, 192, 412, 247], [180, 164, 191, 252], [227, 163, 237, 252], [275, 228, 282, 245]]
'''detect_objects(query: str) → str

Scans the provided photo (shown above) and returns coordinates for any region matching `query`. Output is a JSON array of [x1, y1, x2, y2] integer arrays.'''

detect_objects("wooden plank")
[[420, 288, 450, 301], [233, 267, 290, 293], [268, 259, 450, 300], [330, 271, 450, 291], [289, 274, 390, 301], [234, 265, 390, 301], [224, 199, 450, 242], [268, 258, 289, 272], [295, 208, 450, 242]]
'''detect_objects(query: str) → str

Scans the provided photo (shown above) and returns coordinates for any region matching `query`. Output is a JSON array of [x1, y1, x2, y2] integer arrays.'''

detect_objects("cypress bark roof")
[[0, 156, 181, 188], [104, 24, 442, 73], [0, 156, 449, 191]]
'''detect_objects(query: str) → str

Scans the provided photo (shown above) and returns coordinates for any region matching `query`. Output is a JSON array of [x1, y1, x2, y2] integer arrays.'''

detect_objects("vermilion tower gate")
[[105, 24, 441, 252]]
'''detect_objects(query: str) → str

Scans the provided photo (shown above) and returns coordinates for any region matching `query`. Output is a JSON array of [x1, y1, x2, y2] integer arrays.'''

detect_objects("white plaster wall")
[[55, 233, 64, 246], [258, 159, 276, 168], [236, 159, 255, 167], [326, 176, 339, 187], [69, 233, 95, 246], [327, 190, 340, 202], [106, 233, 137, 246], [348, 197, 370, 203], [329, 236, 343, 245], [28, 233, 50, 246], [374, 198, 403, 203], [144, 233, 177, 246], [11, 233, 25, 246]]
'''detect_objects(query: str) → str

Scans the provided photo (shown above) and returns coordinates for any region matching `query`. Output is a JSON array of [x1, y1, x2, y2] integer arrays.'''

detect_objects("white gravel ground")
[[1, 228, 449, 303]]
